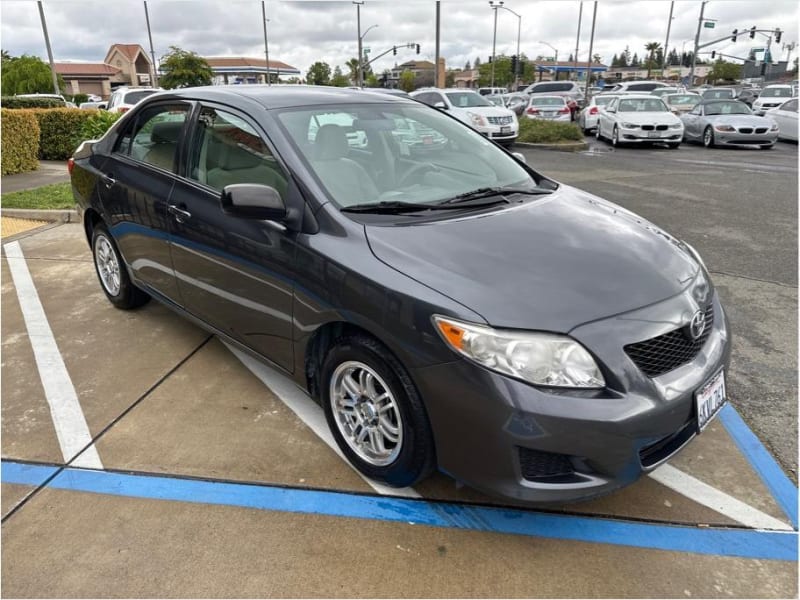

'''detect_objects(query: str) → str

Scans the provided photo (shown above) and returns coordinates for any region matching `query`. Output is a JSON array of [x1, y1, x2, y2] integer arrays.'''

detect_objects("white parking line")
[[3, 241, 102, 469], [649, 464, 792, 531], [223, 342, 420, 498]]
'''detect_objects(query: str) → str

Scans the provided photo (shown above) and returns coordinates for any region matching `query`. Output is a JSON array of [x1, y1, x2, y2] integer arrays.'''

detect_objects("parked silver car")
[[680, 100, 778, 149]]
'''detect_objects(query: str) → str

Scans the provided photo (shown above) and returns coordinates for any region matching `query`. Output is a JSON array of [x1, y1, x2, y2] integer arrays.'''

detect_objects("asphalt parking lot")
[[2, 140, 798, 597]]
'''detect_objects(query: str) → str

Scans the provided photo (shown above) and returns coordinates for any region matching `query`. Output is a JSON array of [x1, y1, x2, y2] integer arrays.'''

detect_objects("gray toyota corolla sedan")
[[70, 86, 730, 503]]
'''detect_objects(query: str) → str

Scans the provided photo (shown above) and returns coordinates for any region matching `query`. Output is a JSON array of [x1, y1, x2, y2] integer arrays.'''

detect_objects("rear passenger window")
[[188, 107, 288, 198], [115, 104, 189, 172]]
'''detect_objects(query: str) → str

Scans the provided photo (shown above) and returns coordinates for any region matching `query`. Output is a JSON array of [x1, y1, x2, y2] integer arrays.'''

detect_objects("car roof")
[[529, 95, 568, 100], [161, 85, 416, 109], [616, 94, 665, 100]]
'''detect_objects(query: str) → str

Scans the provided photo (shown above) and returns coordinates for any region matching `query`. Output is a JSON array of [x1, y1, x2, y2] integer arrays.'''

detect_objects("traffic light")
[[731, 29, 738, 42], [749, 26, 756, 39], [392, 46, 397, 56], [711, 50, 716, 59], [775, 28, 782, 43], [510, 55, 518, 74], [488, 56, 493, 63], [415, 44, 420, 54]]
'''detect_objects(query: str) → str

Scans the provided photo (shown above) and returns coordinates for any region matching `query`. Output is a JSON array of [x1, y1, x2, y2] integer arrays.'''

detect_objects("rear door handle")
[[101, 174, 116, 189], [167, 204, 192, 223]]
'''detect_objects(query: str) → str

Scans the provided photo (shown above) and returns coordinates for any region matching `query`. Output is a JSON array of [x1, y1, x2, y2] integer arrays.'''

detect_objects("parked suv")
[[410, 88, 518, 145], [107, 86, 163, 114], [478, 87, 508, 96], [752, 84, 795, 115], [607, 80, 669, 94]]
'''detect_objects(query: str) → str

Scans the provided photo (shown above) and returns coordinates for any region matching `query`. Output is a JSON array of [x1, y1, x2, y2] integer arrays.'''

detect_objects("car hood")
[[616, 111, 681, 125], [457, 105, 515, 118], [365, 187, 698, 332], [702, 114, 774, 127]]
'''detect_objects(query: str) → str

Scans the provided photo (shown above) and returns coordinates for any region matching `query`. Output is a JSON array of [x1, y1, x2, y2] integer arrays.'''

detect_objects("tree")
[[445, 70, 456, 87], [331, 66, 349, 87], [159, 46, 212, 89], [568, 53, 574, 62], [399, 70, 415, 92], [667, 48, 680, 66], [1, 53, 64, 95], [306, 61, 331, 85], [631, 52, 640, 67], [345, 58, 360, 84], [477, 55, 514, 87], [708, 59, 742, 83], [365, 73, 379, 87], [611, 53, 619, 67], [644, 42, 661, 79], [474, 56, 481, 68], [622, 45, 632, 67], [464, 60, 471, 70]]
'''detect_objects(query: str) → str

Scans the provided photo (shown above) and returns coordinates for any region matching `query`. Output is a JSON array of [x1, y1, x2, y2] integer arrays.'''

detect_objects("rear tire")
[[91, 223, 149, 310], [321, 334, 436, 487]]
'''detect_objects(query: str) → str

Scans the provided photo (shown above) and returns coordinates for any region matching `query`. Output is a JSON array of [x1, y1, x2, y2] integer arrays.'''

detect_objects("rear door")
[[98, 101, 192, 303], [166, 103, 298, 372]]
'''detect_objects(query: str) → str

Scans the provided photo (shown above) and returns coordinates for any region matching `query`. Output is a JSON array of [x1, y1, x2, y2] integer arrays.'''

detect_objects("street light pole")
[[261, 1, 271, 86], [662, 0, 674, 74], [689, 0, 707, 86], [583, 1, 597, 106], [491, 2, 521, 90], [37, 1, 60, 95], [489, 1, 500, 88], [574, 1, 583, 82], [354, 1, 364, 87]]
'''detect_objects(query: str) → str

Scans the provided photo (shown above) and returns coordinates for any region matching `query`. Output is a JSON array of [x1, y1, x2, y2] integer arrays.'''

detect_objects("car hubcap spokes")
[[330, 361, 402, 466], [704, 130, 711, 145], [96, 236, 120, 295]]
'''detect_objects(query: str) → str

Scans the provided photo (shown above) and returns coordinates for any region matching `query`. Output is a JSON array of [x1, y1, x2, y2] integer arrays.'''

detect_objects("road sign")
[[363, 47, 370, 54], [704, 21, 715, 29]]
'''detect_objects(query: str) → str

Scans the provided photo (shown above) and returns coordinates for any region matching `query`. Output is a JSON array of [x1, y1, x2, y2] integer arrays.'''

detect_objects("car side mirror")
[[433, 101, 447, 109], [511, 152, 527, 164], [221, 183, 286, 221]]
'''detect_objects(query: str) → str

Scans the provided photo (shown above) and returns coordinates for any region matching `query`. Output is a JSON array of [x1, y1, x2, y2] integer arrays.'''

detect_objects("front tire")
[[703, 126, 715, 148], [321, 334, 435, 487], [611, 125, 621, 147], [91, 223, 149, 309]]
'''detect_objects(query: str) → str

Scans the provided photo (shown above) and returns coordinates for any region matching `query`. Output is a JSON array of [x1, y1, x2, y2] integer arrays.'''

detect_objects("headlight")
[[433, 316, 605, 389], [467, 112, 487, 127], [770, 122, 779, 131], [620, 122, 639, 129], [714, 124, 735, 132], [669, 123, 683, 129]]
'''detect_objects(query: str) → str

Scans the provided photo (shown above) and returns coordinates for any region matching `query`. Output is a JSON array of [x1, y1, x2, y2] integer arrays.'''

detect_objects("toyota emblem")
[[688, 309, 706, 341]]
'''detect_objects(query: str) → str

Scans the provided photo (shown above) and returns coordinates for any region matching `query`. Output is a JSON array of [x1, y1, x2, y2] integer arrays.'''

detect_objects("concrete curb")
[[1, 208, 79, 223], [514, 140, 589, 152]]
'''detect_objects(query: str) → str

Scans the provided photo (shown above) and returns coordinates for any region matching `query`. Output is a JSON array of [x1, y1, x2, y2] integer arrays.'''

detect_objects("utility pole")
[[144, 1, 158, 86], [37, 1, 60, 95], [354, 1, 364, 87], [573, 1, 583, 82], [689, 1, 707, 86], [261, 1, 271, 85], [490, 2, 499, 88], [435, 1, 441, 87], [662, 0, 674, 74], [583, 0, 597, 106]]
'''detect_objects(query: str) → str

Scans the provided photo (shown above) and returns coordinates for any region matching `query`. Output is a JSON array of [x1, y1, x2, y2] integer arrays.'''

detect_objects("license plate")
[[647, 130, 661, 138], [544, 111, 556, 117], [695, 370, 727, 432], [500, 126, 511, 134]]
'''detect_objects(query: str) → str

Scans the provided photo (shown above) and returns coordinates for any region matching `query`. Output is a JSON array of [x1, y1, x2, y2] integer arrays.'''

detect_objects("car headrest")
[[150, 121, 183, 144], [207, 132, 264, 170], [315, 124, 349, 160]]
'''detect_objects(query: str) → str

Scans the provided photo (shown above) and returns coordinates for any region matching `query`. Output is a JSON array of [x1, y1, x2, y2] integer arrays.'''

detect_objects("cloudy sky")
[[1, 0, 797, 77]]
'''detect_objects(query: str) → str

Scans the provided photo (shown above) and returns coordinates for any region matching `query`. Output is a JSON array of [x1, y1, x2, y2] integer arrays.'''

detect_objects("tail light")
[[67, 157, 74, 174], [559, 107, 571, 114], [589, 106, 598, 115], [526, 107, 539, 115]]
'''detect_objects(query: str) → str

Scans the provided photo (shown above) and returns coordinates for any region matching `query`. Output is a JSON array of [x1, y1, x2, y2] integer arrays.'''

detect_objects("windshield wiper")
[[438, 186, 553, 205], [341, 201, 438, 214]]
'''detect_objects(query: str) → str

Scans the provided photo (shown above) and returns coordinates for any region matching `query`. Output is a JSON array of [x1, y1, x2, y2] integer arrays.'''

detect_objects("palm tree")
[[345, 58, 360, 85], [644, 42, 661, 79]]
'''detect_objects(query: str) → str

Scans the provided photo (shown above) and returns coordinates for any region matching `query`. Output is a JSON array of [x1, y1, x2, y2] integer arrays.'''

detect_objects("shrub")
[[0, 96, 64, 109], [28, 108, 96, 160], [69, 93, 89, 105], [516, 118, 584, 144], [1, 108, 40, 174], [79, 110, 122, 141]]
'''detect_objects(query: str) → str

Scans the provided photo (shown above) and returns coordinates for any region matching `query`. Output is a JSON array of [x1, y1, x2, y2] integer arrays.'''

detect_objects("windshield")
[[618, 98, 668, 112], [533, 83, 573, 93], [703, 89, 735, 100], [704, 101, 751, 115], [667, 94, 701, 106], [276, 103, 537, 208], [486, 96, 505, 106], [530, 96, 566, 106], [761, 87, 793, 98], [444, 92, 492, 107]]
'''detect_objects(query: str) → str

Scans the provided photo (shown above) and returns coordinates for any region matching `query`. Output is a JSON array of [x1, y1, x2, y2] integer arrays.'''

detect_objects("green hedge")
[[1, 96, 64, 109], [517, 118, 584, 144], [27, 108, 97, 160], [1, 108, 40, 175], [79, 110, 122, 141]]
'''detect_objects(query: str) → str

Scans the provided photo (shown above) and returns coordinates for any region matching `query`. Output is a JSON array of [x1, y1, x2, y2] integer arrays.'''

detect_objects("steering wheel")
[[398, 163, 438, 187]]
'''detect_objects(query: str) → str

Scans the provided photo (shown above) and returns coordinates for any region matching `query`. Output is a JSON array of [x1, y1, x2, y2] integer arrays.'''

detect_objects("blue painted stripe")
[[1, 461, 59, 487], [720, 404, 798, 529], [2, 460, 796, 561]]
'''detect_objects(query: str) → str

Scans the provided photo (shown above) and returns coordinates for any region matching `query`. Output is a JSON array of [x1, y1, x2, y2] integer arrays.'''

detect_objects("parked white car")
[[577, 94, 619, 133], [606, 80, 670, 94], [596, 95, 683, 148], [106, 86, 163, 114], [410, 88, 518, 146], [752, 85, 795, 115], [524, 95, 573, 122], [765, 98, 798, 141]]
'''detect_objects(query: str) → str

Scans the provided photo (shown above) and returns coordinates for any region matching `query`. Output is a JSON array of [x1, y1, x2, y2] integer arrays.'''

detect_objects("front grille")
[[738, 127, 753, 134], [755, 127, 768, 134], [487, 116, 514, 125], [656, 124, 668, 131], [625, 304, 714, 377], [518, 447, 575, 482], [641, 125, 654, 131]]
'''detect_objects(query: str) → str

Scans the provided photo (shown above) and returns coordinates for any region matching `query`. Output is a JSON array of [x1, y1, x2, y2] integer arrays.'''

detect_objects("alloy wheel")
[[94, 235, 121, 296]]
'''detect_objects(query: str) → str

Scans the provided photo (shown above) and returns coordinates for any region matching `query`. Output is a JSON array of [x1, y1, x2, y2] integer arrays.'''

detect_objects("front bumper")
[[412, 291, 730, 504], [620, 126, 683, 143], [713, 128, 779, 146], [476, 123, 519, 143]]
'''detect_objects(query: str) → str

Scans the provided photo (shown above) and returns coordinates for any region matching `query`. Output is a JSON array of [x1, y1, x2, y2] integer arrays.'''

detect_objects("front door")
[[167, 104, 296, 372]]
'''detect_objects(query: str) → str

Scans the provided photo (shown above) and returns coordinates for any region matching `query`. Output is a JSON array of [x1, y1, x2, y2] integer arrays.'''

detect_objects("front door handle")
[[101, 174, 116, 189], [167, 204, 192, 223]]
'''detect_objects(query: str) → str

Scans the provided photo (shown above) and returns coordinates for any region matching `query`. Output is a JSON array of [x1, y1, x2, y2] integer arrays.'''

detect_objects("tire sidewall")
[[91, 223, 148, 309], [704, 126, 714, 148], [321, 337, 434, 487]]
